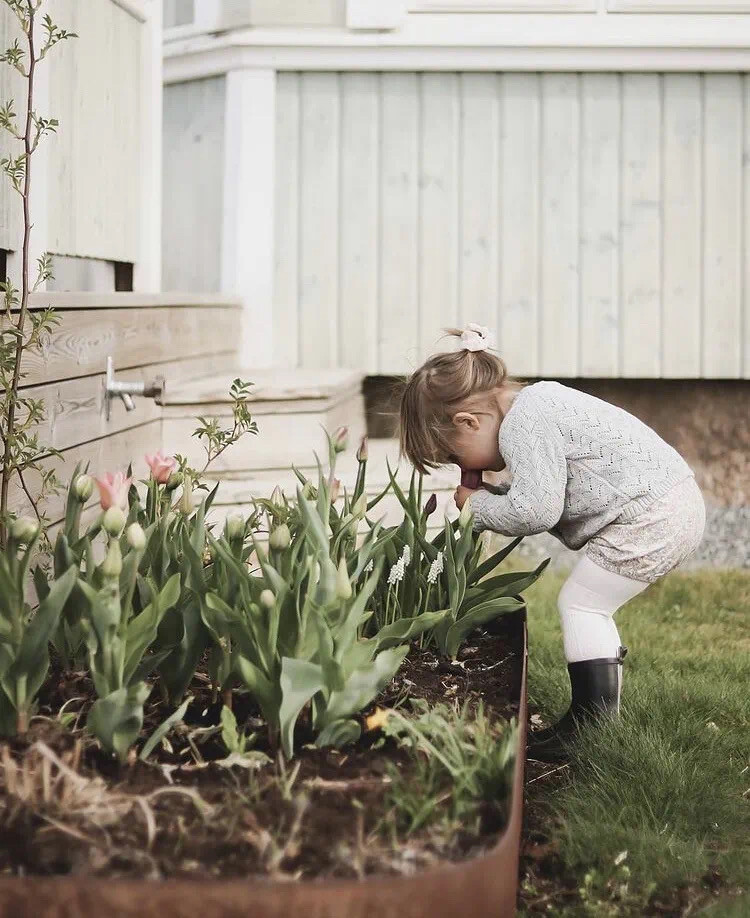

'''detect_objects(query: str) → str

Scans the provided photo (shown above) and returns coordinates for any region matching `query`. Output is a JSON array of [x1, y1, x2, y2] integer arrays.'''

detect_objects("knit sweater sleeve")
[[468, 394, 567, 537]]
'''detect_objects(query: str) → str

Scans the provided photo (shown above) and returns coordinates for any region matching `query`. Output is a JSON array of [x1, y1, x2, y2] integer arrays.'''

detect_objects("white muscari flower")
[[363, 559, 374, 574], [387, 558, 405, 586], [401, 544, 411, 567], [427, 551, 444, 584]]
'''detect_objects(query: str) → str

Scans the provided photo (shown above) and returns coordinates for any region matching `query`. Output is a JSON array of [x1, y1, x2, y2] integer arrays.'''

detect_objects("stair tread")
[[166, 367, 365, 406]]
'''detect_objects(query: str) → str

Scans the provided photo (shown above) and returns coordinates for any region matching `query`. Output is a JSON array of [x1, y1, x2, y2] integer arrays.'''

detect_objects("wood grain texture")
[[275, 70, 750, 379], [9, 419, 161, 523], [702, 74, 743, 378], [47, 0, 140, 262], [339, 73, 380, 372], [8, 306, 240, 388], [662, 74, 702, 377], [579, 74, 620, 377], [273, 73, 301, 367], [299, 72, 340, 368], [620, 74, 662, 377], [419, 73, 459, 359]]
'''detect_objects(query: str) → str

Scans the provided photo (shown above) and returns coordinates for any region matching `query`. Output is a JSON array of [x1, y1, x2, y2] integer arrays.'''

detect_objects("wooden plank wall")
[[5, 294, 240, 524], [274, 71, 750, 380], [0, 0, 142, 262]]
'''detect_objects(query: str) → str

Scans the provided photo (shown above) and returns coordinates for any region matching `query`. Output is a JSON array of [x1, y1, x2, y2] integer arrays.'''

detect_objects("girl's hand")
[[454, 486, 475, 510]]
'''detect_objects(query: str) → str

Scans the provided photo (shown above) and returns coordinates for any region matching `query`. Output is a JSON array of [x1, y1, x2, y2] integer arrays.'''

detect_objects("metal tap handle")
[[105, 357, 166, 420]]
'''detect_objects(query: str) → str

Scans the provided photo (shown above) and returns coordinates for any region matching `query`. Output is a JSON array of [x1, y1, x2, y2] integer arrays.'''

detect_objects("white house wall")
[[273, 70, 750, 379], [161, 76, 225, 291]]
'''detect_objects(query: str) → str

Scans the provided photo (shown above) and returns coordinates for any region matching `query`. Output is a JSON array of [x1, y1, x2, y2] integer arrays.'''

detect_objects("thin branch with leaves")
[[0, 0, 76, 546]]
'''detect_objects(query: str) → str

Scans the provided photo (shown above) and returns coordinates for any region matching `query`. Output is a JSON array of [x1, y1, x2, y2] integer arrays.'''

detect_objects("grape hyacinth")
[[427, 551, 444, 584]]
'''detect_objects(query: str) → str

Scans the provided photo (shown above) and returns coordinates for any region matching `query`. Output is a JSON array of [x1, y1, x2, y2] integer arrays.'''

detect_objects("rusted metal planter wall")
[[0, 610, 529, 918]]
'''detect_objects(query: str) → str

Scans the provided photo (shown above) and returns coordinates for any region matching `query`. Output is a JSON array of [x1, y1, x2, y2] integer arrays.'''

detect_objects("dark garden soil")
[[0, 615, 523, 883]]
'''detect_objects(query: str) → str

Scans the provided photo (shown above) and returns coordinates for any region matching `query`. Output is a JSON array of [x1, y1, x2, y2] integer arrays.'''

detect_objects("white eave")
[[163, 14, 750, 80]]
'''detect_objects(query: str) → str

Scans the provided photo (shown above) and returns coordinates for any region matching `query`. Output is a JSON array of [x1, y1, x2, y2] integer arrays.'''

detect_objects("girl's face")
[[448, 402, 505, 473]]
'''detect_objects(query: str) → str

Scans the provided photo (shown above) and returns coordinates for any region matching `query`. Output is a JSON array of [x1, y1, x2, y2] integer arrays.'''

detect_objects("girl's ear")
[[452, 411, 480, 431]]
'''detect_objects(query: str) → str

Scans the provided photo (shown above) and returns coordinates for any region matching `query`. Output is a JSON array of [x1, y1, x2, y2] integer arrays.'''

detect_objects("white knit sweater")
[[468, 381, 694, 550]]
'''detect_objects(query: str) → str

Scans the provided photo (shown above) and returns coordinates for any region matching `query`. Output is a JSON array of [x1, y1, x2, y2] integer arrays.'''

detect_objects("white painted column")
[[134, 0, 162, 291], [221, 68, 276, 367]]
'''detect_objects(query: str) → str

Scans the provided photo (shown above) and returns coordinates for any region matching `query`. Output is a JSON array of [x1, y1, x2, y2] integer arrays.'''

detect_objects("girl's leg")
[[528, 555, 649, 761], [558, 555, 649, 707]]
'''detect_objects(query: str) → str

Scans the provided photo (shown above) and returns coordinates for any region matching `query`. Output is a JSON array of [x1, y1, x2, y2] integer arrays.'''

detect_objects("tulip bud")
[[335, 557, 352, 600], [301, 482, 315, 500], [165, 470, 183, 492], [126, 523, 146, 551], [351, 494, 367, 520], [102, 506, 126, 537], [225, 512, 245, 541], [269, 523, 291, 551], [329, 478, 341, 504], [332, 426, 349, 454], [101, 539, 122, 578], [356, 436, 368, 463], [259, 589, 275, 609], [270, 486, 284, 508], [177, 482, 195, 515], [423, 493, 438, 518], [459, 499, 473, 529], [72, 474, 94, 503], [10, 516, 39, 544]]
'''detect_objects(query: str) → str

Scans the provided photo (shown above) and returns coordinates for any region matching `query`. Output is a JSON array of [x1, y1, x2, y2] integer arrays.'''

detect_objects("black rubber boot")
[[527, 646, 627, 762]]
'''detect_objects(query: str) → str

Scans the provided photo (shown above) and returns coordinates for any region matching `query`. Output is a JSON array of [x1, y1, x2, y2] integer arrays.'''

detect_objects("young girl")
[[399, 324, 705, 762]]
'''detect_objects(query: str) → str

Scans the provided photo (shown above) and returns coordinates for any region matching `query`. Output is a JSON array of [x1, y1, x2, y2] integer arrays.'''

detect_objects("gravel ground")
[[505, 502, 750, 573]]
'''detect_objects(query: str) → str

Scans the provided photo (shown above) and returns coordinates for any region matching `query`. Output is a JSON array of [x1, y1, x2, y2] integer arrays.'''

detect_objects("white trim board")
[[163, 19, 750, 78], [111, 0, 149, 23], [410, 1, 595, 10], [609, 1, 750, 10]]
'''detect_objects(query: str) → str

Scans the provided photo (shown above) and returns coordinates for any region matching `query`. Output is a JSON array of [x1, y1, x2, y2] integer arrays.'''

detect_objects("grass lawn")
[[517, 567, 750, 916]]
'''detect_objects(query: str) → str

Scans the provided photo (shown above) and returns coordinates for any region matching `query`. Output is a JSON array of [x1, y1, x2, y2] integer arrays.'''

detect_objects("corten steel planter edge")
[[0, 609, 529, 918]]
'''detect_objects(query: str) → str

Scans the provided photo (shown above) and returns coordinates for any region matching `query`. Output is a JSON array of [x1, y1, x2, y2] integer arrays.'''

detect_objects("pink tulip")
[[95, 471, 132, 511], [145, 450, 177, 485]]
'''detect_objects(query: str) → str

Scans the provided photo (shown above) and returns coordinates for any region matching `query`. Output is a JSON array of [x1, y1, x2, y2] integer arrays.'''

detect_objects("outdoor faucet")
[[105, 356, 166, 421]]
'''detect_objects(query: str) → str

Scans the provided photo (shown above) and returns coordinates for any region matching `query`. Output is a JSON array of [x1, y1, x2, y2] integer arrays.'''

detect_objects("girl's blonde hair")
[[399, 329, 522, 474]]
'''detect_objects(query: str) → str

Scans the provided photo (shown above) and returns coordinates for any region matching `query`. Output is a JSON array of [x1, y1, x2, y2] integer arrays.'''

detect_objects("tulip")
[[126, 523, 146, 551], [177, 482, 195, 515], [356, 436, 368, 463], [103, 506, 127, 537], [101, 539, 123, 578], [332, 426, 349, 454], [225, 512, 245, 541], [459, 499, 473, 529], [423, 493, 438, 518], [165, 470, 183, 492], [259, 589, 276, 609], [95, 471, 131, 511], [145, 451, 177, 485], [10, 516, 39, 543], [336, 557, 352, 600], [302, 481, 315, 500], [270, 486, 284, 508], [269, 523, 291, 551], [329, 478, 341, 504], [72, 474, 94, 503]]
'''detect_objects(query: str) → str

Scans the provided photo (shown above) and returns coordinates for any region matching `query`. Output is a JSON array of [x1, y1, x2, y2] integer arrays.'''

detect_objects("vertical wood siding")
[[0, 0, 142, 263], [275, 71, 750, 379]]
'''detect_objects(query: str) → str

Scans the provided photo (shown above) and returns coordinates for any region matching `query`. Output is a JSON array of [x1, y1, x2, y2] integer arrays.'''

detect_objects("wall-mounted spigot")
[[104, 356, 166, 421]]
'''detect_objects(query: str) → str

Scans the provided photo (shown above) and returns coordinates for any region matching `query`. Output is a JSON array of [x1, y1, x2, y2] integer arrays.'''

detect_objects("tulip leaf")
[[279, 657, 325, 758]]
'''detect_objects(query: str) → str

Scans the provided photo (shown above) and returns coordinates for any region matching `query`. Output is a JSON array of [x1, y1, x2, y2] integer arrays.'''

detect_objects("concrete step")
[[163, 367, 367, 473]]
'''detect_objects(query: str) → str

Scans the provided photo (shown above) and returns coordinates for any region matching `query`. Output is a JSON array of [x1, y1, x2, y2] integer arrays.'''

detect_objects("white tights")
[[558, 556, 649, 705]]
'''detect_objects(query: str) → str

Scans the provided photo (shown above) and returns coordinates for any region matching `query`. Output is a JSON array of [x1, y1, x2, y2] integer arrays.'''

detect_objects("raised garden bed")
[[0, 610, 528, 917]]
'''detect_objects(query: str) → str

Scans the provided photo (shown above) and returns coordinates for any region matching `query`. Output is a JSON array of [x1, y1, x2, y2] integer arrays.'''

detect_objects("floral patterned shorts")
[[586, 476, 706, 584]]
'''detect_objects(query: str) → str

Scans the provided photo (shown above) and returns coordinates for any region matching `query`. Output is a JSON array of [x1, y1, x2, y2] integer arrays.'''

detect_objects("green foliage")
[[191, 378, 258, 475], [0, 525, 76, 734], [378, 463, 545, 658], [383, 698, 518, 836]]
